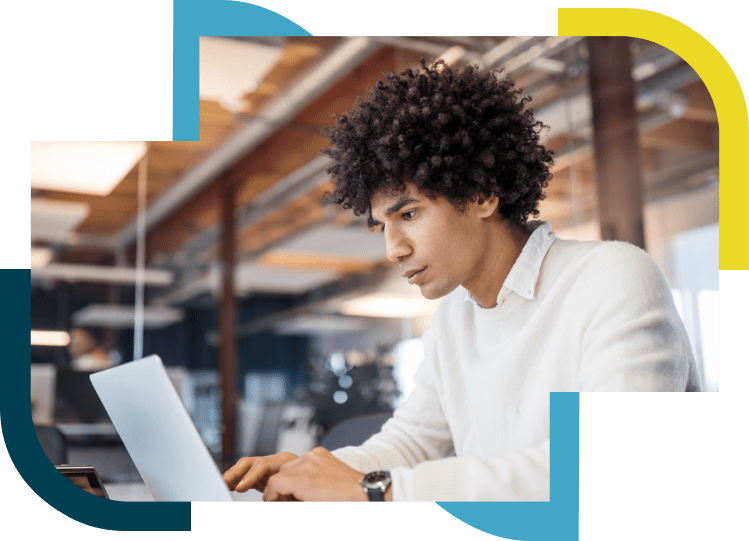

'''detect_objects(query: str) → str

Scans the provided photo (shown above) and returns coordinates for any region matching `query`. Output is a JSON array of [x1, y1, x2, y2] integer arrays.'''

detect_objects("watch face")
[[362, 470, 391, 490], [366, 471, 389, 484], [361, 471, 390, 501]]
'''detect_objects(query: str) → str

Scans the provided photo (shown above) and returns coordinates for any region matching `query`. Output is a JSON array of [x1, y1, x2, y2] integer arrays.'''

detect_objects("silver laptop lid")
[[90, 355, 232, 501]]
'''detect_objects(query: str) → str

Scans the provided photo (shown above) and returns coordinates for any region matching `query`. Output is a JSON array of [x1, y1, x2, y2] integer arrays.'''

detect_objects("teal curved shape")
[[174, 0, 311, 140], [439, 392, 580, 541]]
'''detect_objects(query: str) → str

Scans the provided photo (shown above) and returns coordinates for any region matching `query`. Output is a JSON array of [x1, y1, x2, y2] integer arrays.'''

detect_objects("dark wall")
[[31, 285, 310, 396], [30, 282, 109, 367], [136, 294, 311, 394]]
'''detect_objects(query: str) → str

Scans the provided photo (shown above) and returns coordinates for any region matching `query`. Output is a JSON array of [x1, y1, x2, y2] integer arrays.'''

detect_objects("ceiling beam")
[[640, 118, 717, 151]]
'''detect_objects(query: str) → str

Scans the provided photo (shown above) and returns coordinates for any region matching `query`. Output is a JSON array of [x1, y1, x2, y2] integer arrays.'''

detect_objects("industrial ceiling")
[[30, 36, 719, 331]]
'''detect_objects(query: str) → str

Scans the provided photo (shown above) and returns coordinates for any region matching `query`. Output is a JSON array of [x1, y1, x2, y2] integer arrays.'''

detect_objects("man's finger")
[[223, 456, 257, 489], [236, 462, 268, 493]]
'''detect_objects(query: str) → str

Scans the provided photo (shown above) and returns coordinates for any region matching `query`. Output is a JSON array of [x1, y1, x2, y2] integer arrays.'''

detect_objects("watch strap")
[[365, 486, 385, 501], [360, 470, 391, 502]]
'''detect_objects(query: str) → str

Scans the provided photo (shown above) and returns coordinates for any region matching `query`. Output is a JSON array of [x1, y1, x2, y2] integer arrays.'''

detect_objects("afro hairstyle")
[[322, 59, 554, 226]]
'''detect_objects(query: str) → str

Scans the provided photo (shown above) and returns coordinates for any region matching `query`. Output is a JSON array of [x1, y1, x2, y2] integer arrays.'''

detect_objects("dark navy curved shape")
[[1, 270, 190, 530], [2, 416, 190, 530]]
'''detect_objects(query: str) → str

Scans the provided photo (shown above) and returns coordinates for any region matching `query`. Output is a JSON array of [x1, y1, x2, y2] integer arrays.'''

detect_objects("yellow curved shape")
[[559, 8, 748, 270]]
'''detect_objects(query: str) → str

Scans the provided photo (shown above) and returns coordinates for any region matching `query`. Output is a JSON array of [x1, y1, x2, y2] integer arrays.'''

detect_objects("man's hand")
[[223, 452, 299, 493], [262, 447, 369, 502]]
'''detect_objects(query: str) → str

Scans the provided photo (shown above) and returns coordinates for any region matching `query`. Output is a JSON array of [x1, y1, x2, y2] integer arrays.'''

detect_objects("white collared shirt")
[[334, 221, 700, 501]]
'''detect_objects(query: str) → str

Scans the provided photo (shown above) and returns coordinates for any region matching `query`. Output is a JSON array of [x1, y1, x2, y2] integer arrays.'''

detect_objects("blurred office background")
[[29, 36, 718, 487]]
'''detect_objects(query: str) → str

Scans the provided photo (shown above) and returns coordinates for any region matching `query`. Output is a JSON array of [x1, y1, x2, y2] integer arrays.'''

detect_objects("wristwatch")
[[359, 470, 391, 501]]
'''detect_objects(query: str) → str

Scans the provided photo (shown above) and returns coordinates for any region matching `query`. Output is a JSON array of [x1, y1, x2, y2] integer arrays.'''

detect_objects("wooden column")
[[218, 173, 237, 469], [587, 37, 646, 248]]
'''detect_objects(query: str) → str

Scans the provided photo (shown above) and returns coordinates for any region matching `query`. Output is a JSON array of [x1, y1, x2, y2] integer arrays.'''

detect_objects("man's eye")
[[402, 210, 416, 221]]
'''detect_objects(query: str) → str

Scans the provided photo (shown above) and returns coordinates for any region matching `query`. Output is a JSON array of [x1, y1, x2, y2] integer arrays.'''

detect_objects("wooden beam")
[[640, 118, 717, 151], [258, 250, 375, 274], [679, 80, 718, 124], [587, 37, 646, 247]]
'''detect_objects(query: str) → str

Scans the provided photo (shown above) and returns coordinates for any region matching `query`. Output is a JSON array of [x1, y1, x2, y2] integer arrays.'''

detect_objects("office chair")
[[320, 412, 393, 451], [34, 425, 69, 465]]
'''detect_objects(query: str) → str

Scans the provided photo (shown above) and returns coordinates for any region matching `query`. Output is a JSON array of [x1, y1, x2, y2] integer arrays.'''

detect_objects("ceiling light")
[[231, 262, 340, 295], [31, 330, 71, 347], [273, 225, 386, 261], [31, 198, 90, 242], [31, 141, 147, 195], [199, 37, 283, 113], [72, 305, 184, 329], [274, 315, 371, 336], [338, 292, 440, 319], [31, 263, 173, 286]]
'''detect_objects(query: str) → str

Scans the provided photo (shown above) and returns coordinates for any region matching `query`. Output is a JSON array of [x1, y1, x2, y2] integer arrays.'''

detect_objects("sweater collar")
[[463, 220, 556, 306]]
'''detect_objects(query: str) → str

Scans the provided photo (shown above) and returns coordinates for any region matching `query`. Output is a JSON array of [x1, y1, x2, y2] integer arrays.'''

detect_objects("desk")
[[59, 423, 140, 482], [103, 483, 263, 502], [57, 422, 120, 443]]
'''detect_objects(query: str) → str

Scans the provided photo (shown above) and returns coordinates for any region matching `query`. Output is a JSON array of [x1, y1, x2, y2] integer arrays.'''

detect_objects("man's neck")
[[464, 220, 531, 309]]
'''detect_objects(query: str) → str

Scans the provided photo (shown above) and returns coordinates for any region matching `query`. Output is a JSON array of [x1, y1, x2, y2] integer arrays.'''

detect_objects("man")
[[223, 59, 701, 502]]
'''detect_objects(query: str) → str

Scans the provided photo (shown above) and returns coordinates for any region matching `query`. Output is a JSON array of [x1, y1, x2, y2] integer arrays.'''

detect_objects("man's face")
[[370, 184, 494, 300]]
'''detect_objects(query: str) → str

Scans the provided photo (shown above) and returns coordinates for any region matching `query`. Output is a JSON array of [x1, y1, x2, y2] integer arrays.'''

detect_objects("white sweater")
[[332, 221, 701, 501]]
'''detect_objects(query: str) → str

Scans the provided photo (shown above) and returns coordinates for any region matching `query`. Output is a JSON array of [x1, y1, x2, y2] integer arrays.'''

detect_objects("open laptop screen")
[[89, 355, 232, 502]]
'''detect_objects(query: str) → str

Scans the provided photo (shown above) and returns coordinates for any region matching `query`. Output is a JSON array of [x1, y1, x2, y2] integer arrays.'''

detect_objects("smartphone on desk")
[[56, 465, 110, 499]]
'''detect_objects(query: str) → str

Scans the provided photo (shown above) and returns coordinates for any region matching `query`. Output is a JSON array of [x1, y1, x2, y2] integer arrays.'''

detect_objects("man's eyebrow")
[[371, 197, 420, 227], [386, 197, 419, 216]]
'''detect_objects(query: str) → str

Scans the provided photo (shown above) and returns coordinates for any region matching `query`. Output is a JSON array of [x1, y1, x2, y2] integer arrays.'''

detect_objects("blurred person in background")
[[67, 327, 113, 372]]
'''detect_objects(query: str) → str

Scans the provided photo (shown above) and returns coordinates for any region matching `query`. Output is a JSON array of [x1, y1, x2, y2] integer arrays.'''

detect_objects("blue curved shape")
[[439, 392, 580, 541], [174, 0, 311, 140], [1, 270, 190, 530]]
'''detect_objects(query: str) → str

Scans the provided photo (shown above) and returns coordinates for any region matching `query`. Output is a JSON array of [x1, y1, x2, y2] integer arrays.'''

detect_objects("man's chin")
[[417, 282, 454, 301]]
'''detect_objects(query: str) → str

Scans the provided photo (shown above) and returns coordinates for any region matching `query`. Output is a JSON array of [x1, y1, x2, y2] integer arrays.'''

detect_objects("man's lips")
[[402, 267, 427, 283]]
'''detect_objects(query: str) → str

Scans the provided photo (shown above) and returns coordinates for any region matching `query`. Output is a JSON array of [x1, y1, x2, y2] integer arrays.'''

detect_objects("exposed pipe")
[[114, 37, 380, 250], [477, 36, 539, 69], [161, 156, 335, 268]]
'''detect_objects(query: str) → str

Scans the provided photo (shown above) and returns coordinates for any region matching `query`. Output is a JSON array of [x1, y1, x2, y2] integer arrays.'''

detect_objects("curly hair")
[[322, 59, 554, 226]]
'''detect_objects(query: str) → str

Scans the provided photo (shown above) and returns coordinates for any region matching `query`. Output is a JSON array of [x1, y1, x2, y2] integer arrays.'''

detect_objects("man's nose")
[[384, 227, 411, 262]]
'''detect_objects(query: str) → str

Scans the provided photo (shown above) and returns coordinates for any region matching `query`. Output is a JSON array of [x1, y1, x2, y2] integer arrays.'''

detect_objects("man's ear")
[[475, 193, 499, 219]]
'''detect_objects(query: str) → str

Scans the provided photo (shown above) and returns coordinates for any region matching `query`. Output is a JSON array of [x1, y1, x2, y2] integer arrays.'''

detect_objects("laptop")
[[89, 355, 233, 501]]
